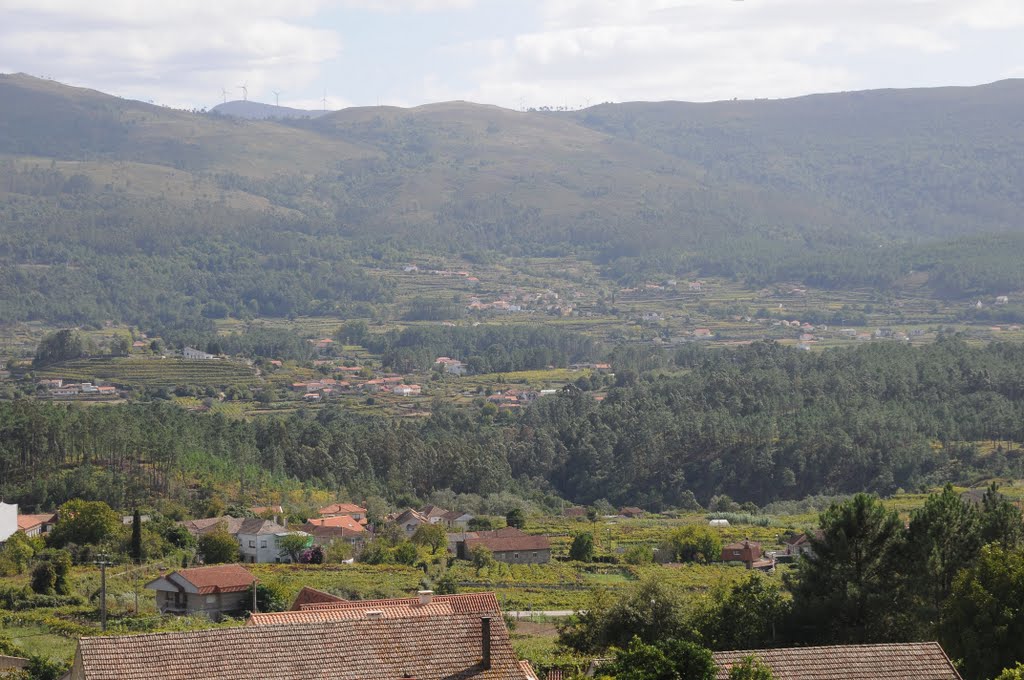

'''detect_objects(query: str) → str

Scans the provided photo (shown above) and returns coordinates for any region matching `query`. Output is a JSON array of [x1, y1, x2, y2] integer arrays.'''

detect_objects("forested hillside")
[[2, 75, 1024, 327], [4, 339, 1023, 510]]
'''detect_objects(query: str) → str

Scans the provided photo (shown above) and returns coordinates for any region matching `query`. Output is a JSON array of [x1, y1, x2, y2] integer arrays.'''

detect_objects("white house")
[[235, 519, 308, 564], [435, 357, 468, 376], [393, 509, 429, 538], [183, 347, 216, 360], [441, 511, 474, 530], [0, 502, 17, 543], [392, 384, 421, 396]]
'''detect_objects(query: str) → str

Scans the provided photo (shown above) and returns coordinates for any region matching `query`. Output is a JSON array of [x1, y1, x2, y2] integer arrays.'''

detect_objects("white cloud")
[[0, 0, 1020, 111], [442, 0, 1022, 108], [0, 0, 339, 108]]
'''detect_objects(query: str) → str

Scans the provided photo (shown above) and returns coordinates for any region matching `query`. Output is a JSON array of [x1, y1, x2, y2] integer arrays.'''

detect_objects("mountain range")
[[1, 72, 1024, 324]]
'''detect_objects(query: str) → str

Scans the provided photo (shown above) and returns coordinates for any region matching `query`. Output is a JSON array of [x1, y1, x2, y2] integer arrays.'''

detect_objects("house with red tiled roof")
[[722, 539, 764, 569], [304, 515, 366, 532], [441, 510, 475, 530], [249, 590, 500, 626], [178, 516, 245, 538], [145, 564, 254, 618], [317, 503, 367, 521], [394, 508, 429, 537], [69, 606, 532, 680], [419, 505, 450, 524], [462, 527, 551, 564], [16, 512, 57, 538], [712, 641, 962, 679]]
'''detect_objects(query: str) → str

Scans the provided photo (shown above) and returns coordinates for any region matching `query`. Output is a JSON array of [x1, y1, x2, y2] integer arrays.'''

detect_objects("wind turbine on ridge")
[[321, 89, 328, 111], [221, 87, 229, 103], [272, 90, 282, 107], [238, 82, 248, 101]]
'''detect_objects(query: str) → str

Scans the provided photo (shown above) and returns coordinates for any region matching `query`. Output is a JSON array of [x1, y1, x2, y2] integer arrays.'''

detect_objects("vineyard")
[[35, 357, 259, 390]]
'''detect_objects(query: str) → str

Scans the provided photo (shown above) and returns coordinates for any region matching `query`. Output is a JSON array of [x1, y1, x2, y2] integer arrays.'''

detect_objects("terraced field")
[[35, 357, 259, 389]]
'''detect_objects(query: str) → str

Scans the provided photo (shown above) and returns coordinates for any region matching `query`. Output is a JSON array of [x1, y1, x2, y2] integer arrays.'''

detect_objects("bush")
[[569, 533, 595, 562], [623, 544, 654, 565], [197, 527, 240, 564]]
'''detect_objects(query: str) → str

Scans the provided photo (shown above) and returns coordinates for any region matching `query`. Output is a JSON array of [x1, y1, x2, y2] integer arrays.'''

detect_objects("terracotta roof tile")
[[74, 610, 528, 680], [318, 503, 367, 516], [151, 564, 254, 595], [179, 516, 245, 537], [465, 529, 550, 553], [251, 592, 500, 626], [304, 516, 366, 532], [289, 587, 346, 610], [16, 513, 56, 531], [712, 642, 962, 679]]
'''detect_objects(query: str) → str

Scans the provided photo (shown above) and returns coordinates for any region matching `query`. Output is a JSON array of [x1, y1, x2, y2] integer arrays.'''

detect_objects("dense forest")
[[3, 338, 1024, 510]]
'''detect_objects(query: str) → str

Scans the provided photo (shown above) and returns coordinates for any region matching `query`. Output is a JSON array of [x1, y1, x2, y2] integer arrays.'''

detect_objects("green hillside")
[[2, 74, 1024, 327]]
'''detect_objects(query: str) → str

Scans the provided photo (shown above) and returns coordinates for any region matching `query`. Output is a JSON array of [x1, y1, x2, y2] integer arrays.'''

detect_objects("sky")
[[1, 0, 1023, 112]]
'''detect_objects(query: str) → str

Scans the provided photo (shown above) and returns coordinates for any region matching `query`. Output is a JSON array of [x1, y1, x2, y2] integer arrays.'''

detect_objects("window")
[[532, 552, 538, 559], [206, 595, 217, 604], [260, 541, 267, 549], [732, 550, 740, 557], [513, 552, 520, 560], [249, 540, 256, 548]]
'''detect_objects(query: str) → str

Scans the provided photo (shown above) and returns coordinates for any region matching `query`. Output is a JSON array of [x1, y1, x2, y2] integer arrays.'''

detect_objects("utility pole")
[[252, 578, 258, 614], [93, 555, 113, 631]]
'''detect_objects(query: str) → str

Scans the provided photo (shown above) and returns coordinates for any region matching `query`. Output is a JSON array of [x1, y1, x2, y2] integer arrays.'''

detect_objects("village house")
[[392, 383, 422, 396], [712, 642, 962, 680], [182, 346, 216, 360], [301, 523, 367, 551], [145, 564, 254, 619], [456, 527, 552, 564], [16, 512, 57, 538], [784, 531, 822, 559], [302, 515, 366, 534], [693, 328, 714, 338], [179, 516, 245, 538], [418, 505, 450, 524], [722, 539, 762, 566], [67, 593, 533, 680], [435, 357, 468, 375], [249, 505, 284, 518], [393, 508, 429, 537], [441, 510, 475, 530], [236, 518, 307, 564], [619, 507, 645, 519], [317, 503, 367, 522]]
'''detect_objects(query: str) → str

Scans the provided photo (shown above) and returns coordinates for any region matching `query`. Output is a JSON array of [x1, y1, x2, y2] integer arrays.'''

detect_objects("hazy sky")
[[1, 0, 1023, 111]]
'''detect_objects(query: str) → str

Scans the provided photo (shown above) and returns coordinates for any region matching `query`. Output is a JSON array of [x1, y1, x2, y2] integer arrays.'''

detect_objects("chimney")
[[481, 616, 492, 670], [366, 610, 384, 619], [418, 590, 434, 606]]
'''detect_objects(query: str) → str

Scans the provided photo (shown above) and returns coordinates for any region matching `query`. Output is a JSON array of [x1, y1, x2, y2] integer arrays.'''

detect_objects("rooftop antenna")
[[238, 82, 248, 101], [272, 90, 281, 107], [221, 87, 229, 103]]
